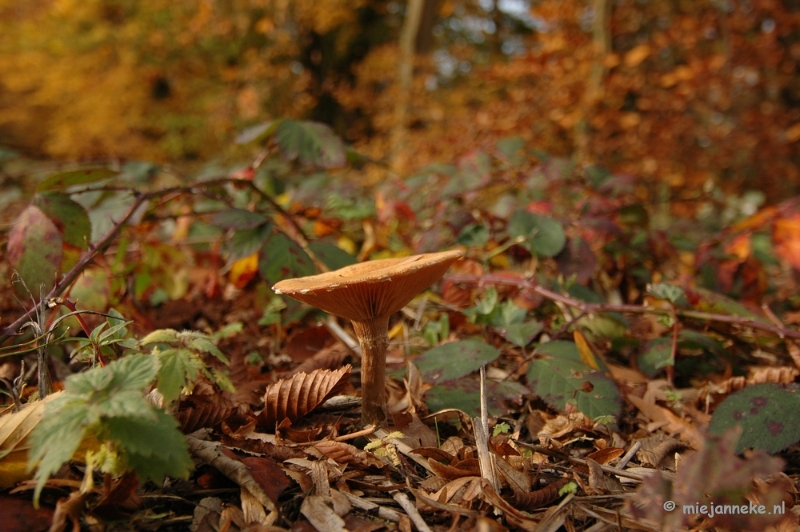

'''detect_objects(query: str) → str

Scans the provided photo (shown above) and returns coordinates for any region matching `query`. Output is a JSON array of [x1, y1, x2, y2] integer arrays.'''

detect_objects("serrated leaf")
[[97, 390, 157, 420], [140, 329, 179, 345], [33, 192, 91, 251], [257, 365, 352, 428], [508, 210, 566, 257], [491, 300, 527, 328], [104, 409, 192, 482], [36, 167, 118, 192], [30, 395, 93, 502], [308, 241, 357, 270], [186, 336, 228, 364], [528, 341, 621, 420], [414, 340, 501, 384], [108, 355, 160, 392], [211, 208, 269, 230], [227, 225, 272, 260], [709, 383, 800, 453], [274, 119, 346, 168], [7, 205, 62, 296], [424, 377, 528, 417], [259, 232, 316, 285], [156, 348, 205, 403], [503, 321, 544, 347], [66, 365, 115, 396]]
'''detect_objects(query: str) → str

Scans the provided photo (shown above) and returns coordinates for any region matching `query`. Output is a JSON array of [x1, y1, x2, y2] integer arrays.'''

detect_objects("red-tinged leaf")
[[257, 365, 352, 429], [7, 205, 62, 296], [773, 213, 800, 269]]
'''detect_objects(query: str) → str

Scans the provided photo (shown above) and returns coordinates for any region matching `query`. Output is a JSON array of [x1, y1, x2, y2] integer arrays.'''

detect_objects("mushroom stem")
[[351, 315, 391, 426]]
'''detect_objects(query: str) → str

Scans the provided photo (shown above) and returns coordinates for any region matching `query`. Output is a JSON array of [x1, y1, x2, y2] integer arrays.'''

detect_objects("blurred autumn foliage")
[[1, 0, 799, 200]]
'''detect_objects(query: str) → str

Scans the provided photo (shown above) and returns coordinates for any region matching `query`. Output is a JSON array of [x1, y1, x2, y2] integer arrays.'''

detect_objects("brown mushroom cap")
[[272, 249, 464, 322]]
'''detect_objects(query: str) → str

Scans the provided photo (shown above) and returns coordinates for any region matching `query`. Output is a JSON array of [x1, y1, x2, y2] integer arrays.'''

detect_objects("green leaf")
[[108, 354, 160, 392], [36, 167, 118, 192], [647, 283, 688, 306], [425, 377, 528, 417], [140, 329, 179, 345], [212, 209, 269, 230], [528, 341, 621, 421], [227, 225, 272, 260], [415, 340, 501, 384], [186, 336, 228, 364], [104, 409, 192, 482], [259, 232, 316, 285], [709, 383, 800, 453], [66, 365, 115, 395], [637, 337, 673, 377], [274, 119, 346, 168], [33, 192, 91, 254], [7, 205, 62, 296], [503, 321, 544, 348], [235, 120, 279, 144], [30, 397, 92, 503], [508, 210, 566, 257], [156, 348, 204, 403], [308, 241, 357, 270], [97, 390, 157, 420], [491, 300, 527, 328], [457, 224, 489, 247]]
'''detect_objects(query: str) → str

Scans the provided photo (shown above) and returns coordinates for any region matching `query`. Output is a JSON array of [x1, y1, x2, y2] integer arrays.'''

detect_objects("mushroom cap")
[[272, 249, 464, 322]]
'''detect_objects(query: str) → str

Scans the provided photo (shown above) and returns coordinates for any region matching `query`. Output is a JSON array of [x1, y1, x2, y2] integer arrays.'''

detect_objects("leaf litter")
[[2, 138, 800, 530]]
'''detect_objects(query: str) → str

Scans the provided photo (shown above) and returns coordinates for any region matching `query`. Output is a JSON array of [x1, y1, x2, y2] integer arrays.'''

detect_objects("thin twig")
[[446, 273, 800, 340], [1, 190, 154, 343]]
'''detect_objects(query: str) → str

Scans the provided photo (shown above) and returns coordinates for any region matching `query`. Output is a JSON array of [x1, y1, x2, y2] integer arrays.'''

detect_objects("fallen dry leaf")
[[257, 365, 352, 429]]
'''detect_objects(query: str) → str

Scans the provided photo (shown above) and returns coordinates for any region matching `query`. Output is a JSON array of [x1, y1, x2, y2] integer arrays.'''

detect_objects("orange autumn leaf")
[[773, 214, 800, 269]]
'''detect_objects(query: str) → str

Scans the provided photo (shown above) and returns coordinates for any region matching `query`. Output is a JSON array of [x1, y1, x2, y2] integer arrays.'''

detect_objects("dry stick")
[[445, 273, 800, 341], [392, 491, 432, 532]]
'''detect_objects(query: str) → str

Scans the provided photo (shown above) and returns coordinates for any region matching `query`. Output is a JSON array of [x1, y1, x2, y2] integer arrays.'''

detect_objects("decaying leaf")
[[257, 365, 352, 429], [511, 477, 573, 511], [628, 427, 788, 530]]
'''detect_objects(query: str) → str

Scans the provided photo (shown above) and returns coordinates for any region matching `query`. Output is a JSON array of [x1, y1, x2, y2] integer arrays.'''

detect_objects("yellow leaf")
[[229, 253, 259, 289], [573, 329, 599, 370]]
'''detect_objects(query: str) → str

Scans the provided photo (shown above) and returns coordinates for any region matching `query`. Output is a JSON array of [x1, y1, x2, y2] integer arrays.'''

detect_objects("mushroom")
[[272, 249, 464, 426]]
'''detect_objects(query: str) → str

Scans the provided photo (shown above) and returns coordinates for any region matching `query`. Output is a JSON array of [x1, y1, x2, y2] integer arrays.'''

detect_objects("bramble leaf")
[[508, 210, 566, 257], [528, 341, 621, 421], [709, 383, 800, 453], [156, 348, 205, 403], [415, 340, 501, 385], [274, 119, 346, 168]]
